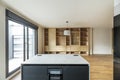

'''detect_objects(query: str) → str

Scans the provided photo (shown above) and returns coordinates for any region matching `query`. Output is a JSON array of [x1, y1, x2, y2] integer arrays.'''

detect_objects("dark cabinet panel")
[[63, 66, 89, 80], [114, 27, 120, 57], [22, 65, 48, 80], [114, 14, 120, 80]]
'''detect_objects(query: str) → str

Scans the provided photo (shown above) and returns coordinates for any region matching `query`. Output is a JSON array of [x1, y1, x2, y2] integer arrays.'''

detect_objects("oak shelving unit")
[[44, 28, 90, 55]]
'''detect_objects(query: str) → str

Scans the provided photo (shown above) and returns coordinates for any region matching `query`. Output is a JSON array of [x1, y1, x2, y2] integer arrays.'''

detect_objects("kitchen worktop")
[[22, 54, 89, 65]]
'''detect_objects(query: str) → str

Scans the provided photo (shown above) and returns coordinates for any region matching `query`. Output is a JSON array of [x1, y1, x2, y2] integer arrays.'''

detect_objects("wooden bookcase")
[[44, 28, 90, 55]]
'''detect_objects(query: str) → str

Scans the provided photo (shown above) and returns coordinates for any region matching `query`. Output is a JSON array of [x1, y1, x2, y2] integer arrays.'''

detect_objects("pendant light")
[[64, 21, 70, 36]]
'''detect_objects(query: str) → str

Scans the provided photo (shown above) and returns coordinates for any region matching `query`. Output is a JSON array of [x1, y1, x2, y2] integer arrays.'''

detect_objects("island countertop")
[[22, 54, 89, 65]]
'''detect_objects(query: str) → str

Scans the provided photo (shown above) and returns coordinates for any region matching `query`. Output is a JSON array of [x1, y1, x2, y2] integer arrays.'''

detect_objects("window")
[[6, 10, 38, 77], [8, 20, 24, 73]]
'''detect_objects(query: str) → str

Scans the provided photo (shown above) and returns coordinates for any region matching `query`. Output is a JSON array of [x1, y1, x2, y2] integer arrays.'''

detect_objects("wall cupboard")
[[44, 28, 90, 55]]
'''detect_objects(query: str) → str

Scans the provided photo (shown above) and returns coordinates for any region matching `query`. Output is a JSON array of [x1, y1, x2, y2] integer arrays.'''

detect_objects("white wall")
[[0, 3, 6, 80], [93, 28, 112, 54]]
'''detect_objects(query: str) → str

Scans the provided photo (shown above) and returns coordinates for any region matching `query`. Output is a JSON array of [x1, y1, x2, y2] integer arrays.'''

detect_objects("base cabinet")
[[22, 65, 89, 80]]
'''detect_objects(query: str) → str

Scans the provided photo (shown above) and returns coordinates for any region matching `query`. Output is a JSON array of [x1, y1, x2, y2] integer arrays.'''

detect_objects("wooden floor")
[[83, 55, 113, 80], [10, 55, 113, 80]]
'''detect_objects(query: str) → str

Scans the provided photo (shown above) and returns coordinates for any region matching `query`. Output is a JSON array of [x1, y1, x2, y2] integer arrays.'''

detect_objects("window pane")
[[28, 28, 35, 59], [24, 27, 28, 60], [8, 20, 24, 73]]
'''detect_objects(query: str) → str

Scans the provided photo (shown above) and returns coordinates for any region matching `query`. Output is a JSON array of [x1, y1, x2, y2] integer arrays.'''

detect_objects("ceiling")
[[1, 0, 113, 28]]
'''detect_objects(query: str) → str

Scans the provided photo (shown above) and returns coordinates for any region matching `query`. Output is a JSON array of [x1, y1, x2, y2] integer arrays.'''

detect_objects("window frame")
[[6, 9, 38, 77]]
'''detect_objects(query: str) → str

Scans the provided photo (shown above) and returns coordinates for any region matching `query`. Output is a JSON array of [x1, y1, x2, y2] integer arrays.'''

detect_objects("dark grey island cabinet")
[[21, 54, 89, 80]]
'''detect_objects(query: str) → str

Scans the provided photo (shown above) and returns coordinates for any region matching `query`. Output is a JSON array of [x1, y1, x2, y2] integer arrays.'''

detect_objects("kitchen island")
[[21, 54, 89, 80]]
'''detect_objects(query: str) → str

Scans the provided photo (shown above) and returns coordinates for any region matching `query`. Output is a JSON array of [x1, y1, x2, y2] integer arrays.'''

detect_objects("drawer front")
[[70, 45, 80, 51], [63, 66, 89, 80], [55, 46, 66, 51], [45, 46, 49, 51], [80, 46, 88, 51], [22, 65, 48, 80]]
